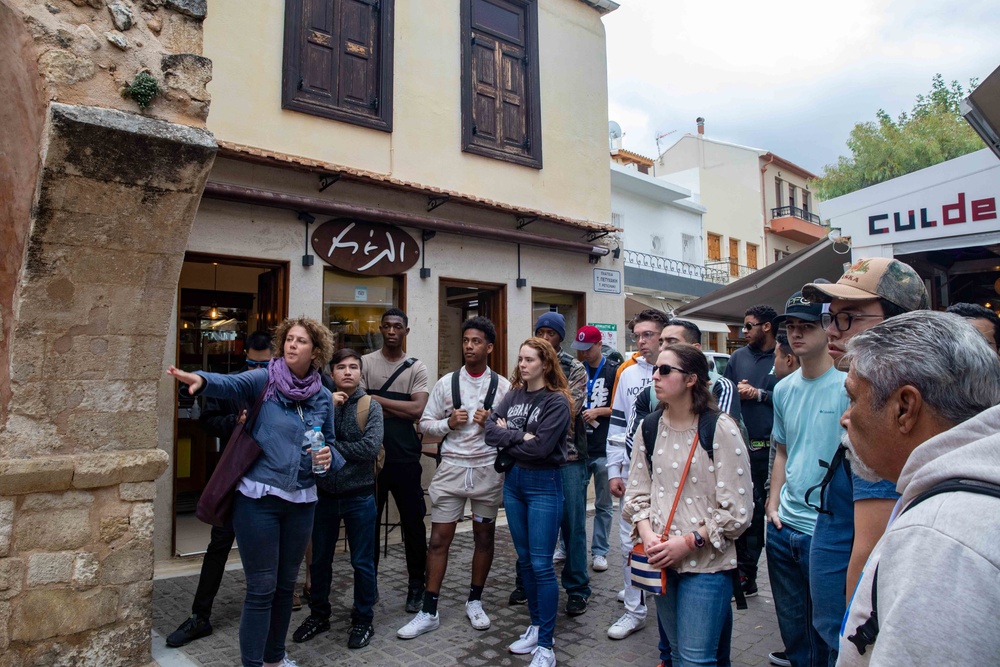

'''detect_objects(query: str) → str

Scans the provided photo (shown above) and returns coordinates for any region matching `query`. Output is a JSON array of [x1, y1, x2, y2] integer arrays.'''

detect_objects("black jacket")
[[722, 344, 777, 441]]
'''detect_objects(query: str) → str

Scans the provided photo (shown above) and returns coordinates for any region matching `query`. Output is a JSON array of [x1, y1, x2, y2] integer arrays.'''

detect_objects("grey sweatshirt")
[[838, 403, 1000, 667], [316, 388, 384, 498]]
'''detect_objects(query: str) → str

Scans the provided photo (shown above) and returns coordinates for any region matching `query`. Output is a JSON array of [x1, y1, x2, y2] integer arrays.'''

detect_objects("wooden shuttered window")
[[282, 0, 394, 131], [462, 0, 542, 168]]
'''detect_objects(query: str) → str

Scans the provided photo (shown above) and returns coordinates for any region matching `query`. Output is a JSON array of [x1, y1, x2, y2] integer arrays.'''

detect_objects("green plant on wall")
[[122, 71, 160, 109]]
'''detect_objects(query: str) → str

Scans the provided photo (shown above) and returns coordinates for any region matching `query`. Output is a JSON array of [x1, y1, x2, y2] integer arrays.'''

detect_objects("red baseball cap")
[[571, 325, 602, 350]]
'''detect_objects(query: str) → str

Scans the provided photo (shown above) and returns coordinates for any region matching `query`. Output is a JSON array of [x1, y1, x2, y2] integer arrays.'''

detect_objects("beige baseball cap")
[[802, 257, 929, 311]]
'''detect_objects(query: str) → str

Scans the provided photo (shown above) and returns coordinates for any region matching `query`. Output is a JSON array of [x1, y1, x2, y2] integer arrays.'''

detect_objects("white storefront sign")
[[593, 268, 622, 294]]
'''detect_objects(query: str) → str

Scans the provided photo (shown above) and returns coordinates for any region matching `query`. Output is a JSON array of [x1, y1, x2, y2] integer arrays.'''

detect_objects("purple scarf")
[[263, 357, 322, 403]]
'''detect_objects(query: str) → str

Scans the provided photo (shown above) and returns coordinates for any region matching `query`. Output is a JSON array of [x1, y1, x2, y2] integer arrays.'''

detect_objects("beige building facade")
[[156, 0, 622, 561]]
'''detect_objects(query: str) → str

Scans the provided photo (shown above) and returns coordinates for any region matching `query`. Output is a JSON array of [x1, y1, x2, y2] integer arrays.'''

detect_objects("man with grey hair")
[[837, 311, 1000, 667]]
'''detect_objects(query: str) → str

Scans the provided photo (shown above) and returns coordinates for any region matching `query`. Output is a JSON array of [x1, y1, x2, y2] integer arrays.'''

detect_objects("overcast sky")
[[604, 0, 1000, 175]]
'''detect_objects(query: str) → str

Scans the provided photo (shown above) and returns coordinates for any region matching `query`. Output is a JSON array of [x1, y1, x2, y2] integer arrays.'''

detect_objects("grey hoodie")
[[837, 404, 1000, 667]]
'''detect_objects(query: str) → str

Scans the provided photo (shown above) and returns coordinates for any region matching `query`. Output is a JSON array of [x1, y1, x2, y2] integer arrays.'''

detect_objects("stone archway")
[[0, 1, 216, 664]]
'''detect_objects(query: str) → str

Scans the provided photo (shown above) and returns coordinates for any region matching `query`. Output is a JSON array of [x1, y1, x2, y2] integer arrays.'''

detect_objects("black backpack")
[[846, 478, 1000, 656], [640, 407, 722, 466], [438, 368, 499, 460]]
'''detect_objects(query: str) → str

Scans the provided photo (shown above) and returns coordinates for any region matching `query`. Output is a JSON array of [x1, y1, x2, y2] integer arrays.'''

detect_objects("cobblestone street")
[[153, 514, 781, 667]]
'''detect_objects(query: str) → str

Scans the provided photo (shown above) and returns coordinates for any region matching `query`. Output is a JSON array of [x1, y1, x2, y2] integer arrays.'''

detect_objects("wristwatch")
[[691, 531, 706, 549]]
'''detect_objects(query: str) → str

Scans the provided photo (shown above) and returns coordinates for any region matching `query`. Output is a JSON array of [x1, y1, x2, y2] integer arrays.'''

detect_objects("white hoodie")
[[607, 356, 655, 479], [838, 404, 1000, 667]]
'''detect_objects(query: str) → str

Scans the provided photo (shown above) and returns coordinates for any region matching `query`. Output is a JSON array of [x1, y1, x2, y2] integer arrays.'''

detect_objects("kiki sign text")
[[312, 218, 419, 276]]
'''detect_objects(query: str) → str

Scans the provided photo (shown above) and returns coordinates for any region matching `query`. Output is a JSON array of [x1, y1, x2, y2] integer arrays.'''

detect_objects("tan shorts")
[[428, 461, 504, 523]]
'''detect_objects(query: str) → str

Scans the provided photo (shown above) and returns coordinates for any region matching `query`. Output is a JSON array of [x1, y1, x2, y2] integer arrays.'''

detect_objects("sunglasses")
[[743, 322, 765, 331], [245, 359, 270, 368], [654, 364, 691, 376]]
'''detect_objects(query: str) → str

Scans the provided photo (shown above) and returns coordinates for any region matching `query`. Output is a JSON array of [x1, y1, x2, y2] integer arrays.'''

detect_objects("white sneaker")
[[509, 624, 539, 654], [616, 589, 625, 602], [607, 612, 646, 639], [529, 646, 557, 667], [465, 600, 491, 630], [552, 547, 566, 563], [396, 611, 440, 639], [279, 657, 299, 667], [592, 555, 608, 571]]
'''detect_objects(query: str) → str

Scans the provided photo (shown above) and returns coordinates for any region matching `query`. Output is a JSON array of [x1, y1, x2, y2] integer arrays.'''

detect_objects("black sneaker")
[[741, 576, 758, 598], [166, 615, 212, 648], [405, 585, 425, 614], [508, 587, 528, 606], [565, 595, 588, 616], [348, 623, 374, 649], [292, 615, 330, 643]]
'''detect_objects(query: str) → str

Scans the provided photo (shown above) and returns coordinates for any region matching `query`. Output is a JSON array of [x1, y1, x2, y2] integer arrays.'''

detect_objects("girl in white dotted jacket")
[[624, 343, 753, 666]]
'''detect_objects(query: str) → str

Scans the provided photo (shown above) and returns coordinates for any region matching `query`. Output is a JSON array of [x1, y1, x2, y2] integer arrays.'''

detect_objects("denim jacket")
[[194, 368, 345, 492]]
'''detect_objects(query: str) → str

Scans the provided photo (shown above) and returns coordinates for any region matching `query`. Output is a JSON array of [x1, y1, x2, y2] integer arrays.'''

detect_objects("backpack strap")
[[848, 477, 1000, 655], [450, 367, 462, 410], [648, 384, 659, 412], [356, 394, 372, 431], [375, 357, 416, 394], [640, 407, 664, 468], [484, 370, 500, 410], [805, 444, 849, 515], [697, 410, 721, 461]]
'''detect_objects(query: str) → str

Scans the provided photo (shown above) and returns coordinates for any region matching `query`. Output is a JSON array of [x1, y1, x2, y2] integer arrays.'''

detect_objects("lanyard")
[[585, 357, 606, 409]]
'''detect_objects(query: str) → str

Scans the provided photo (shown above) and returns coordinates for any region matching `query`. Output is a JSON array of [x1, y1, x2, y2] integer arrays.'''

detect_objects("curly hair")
[[511, 337, 572, 407], [272, 317, 335, 369]]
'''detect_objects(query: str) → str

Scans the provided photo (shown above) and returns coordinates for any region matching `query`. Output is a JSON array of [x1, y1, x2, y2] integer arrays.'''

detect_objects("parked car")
[[704, 352, 730, 377]]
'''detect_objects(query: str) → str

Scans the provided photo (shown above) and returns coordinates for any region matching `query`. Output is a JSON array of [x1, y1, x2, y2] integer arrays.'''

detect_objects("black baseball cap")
[[773, 290, 823, 324]]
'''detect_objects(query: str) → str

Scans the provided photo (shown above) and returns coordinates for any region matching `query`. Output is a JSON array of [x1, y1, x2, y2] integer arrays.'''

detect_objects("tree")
[[813, 75, 984, 200]]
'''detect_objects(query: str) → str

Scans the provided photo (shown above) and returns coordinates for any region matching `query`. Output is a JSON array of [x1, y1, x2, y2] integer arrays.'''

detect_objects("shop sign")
[[312, 218, 419, 275], [593, 268, 622, 294], [836, 166, 1000, 246], [590, 322, 618, 350]]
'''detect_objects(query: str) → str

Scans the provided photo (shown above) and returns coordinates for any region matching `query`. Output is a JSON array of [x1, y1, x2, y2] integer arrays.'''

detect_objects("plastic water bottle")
[[305, 426, 326, 474]]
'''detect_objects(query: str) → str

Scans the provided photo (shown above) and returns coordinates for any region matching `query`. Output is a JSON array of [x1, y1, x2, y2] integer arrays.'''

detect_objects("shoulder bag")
[[195, 388, 266, 527]]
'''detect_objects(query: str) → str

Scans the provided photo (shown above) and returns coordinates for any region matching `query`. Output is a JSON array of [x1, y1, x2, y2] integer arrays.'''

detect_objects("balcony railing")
[[704, 258, 758, 280], [771, 205, 822, 225], [624, 249, 730, 285]]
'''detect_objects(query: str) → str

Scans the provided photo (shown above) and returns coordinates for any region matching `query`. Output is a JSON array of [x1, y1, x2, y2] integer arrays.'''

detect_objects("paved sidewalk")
[[153, 518, 781, 666]]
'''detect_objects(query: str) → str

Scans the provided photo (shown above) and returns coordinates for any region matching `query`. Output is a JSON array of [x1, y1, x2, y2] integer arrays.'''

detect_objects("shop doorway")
[[438, 280, 507, 377], [173, 253, 288, 556]]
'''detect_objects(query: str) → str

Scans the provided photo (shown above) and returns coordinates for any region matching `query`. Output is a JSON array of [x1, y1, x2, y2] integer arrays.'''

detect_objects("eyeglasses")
[[821, 312, 883, 332], [245, 359, 270, 368], [743, 322, 765, 331], [633, 331, 660, 341], [654, 364, 691, 376]]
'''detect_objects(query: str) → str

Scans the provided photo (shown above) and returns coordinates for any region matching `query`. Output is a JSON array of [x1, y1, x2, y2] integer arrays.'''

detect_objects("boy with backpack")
[[397, 317, 510, 638]]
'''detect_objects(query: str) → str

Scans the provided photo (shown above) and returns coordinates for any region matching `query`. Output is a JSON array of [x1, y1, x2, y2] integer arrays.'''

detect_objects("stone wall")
[[0, 0, 216, 664]]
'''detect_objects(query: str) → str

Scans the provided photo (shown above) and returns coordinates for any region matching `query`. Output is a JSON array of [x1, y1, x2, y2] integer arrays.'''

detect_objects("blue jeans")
[[504, 465, 563, 649], [232, 493, 316, 667], [654, 570, 733, 667], [559, 460, 591, 598], [767, 522, 830, 667], [586, 456, 613, 556], [810, 514, 848, 664], [308, 492, 377, 625]]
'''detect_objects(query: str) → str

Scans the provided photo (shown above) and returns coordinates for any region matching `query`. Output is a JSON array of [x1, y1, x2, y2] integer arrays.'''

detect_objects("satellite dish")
[[609, 121, 623, 139]]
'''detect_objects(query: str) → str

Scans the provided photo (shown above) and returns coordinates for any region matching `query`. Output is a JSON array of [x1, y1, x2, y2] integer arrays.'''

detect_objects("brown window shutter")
[[298, 0, 338, 105], [499, 42, 527, 155], [471, 31, 500, 145], [337, 0, 380, 118]]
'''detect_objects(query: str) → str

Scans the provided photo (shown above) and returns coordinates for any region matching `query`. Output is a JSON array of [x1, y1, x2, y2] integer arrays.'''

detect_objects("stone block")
[[21, 490, 94, 511], [69, 410, 159, 451], [100, 515, 129, 543], [27, 552, 75, 586], [119, 482, 155, 501], [118, 580, 152, 621], [73, 552, 99, 589], [159, 10, 202, 53], [0, 558, 24, 601], [10, 587, 118, 641], [72, 453, 123, 488], [0, 457, 75, 495], [0, 500, 12, 557], [73, 449, 168, 488], [164, 0, 206, 20], [107, 0, 134, 31], [100, 539, 152, 584], [72, 24, 101, 52], [0, 600, 9, 651], [38, 49, 95, 86], [129, 502, 154, 539], [120, 448, 169, 482], [14, 508, 90, 551], [105, 30, 128, 50]]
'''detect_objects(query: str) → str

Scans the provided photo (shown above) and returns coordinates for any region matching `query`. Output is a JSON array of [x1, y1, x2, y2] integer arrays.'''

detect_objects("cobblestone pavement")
[[153, 516, 781, 667]]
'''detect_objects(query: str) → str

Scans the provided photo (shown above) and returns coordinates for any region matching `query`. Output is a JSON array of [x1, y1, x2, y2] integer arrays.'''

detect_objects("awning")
[[675, 237, 851, 322], [624, 295, 730, 332]]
